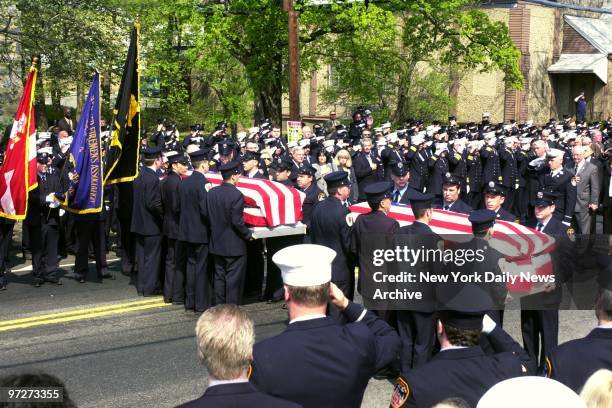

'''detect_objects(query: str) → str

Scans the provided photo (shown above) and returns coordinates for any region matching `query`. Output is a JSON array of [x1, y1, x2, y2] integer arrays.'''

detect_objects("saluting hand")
[[329, 282, 349, 310]]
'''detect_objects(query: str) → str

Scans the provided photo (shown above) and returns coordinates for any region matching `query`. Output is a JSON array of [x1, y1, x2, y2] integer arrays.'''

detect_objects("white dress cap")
[[477, 376, 585, 408], [273, 244, 336, 287]]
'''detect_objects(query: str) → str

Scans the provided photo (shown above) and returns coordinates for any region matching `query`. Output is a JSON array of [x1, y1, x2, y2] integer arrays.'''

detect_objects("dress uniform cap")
[[188, 148, 211, 163], [533, 190, 558, 207], [438, 310, 484, 330], [242, 151, 260, 162], [272, 158, 293, 172], [411, 134, 425, 146], [485, 181, 508, 196], [477, 376, 585, 408], [443, 173, 463, 187], [406, 190, 434, 211], [141, 145, 162, 159], [376, 139, 387, 147], [363, 181, 392, 201], [297, 164, 316, 177], [546, 148, 565, 159], [374, 127, 383, 133], [218, 160, 241, 178], [167, 152, 188, 165], [323, 171, 350, 189], [323, 140, 335, 148], [381, 122, 391, 129], [273, 244, 336, 287], [218, 141, 234, 156], [298, 139, 310, 148], [468, 209, 496, 231]]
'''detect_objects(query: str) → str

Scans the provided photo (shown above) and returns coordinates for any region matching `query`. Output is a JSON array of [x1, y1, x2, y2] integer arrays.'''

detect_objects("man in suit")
[[57, 107, 74, 135], [434, 173, 472, 215], [310, 171, 354, 304], [207, 161, 253, 305], [131, 146, 164, 296], [545, 287, 612, 393], [389, 161, 413, 205], [251, 244, 400, 408], [25, 150, 62, 287], [161, 152, 188, 303], [396, 190, 440, 371], [177, 149, 212, 311], [521, 190, 572, 373], [390, 311, 531, 408], [571, 145, 599, 235], [353, 138, 380, 201], [178, 304, 301, 408]]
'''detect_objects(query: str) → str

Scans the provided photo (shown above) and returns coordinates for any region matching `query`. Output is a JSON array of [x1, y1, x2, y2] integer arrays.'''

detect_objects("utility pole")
[[284, 0, 300, 121]]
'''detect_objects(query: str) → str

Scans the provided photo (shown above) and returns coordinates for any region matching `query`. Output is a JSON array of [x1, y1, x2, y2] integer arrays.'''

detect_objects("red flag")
[[0, 67, 37, 219]]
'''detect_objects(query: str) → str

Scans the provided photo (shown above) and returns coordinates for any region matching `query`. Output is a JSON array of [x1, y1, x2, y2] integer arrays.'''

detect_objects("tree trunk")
[[76, 79, 84, 116], [101, 68, 111, 120], [34, 58, 47, 130], [393, 60, 417, 124]]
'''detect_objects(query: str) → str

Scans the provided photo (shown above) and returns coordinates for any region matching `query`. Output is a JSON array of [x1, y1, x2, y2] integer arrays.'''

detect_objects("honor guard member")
[[542, 148, 576, 226], [448, 140, 467, 186], [389, 312, 531, 408], [310, 171, 354, 306], [177, 304, 301, 408], [177, 149, 213, 312], [545, 287, 612, 393], [484, 182, 519, 222], [263, 159, 305, 302], [251, 244, 401, 408], [207, 161, 253, 305], [480, 133, 502, 186], [396, 190, 440, 371], [242, 151, 266, 179], [521, 190, 572, 373], [295, 164, 324, 230], [389, 161, 414, 205], [499, 136, 519, 211], [406, 133, 428, 192], [350, 182, 399, 294], [131, 146, 164, 296], [0, 216, 15, 290], [243, 154, 266, 300], [161, 152, 188, 303], [435, 173, 473, 215], [25, 149, 62, 287], [466, 143, 484, 209], [426, 143, 449, 197], [438, 210, 507, 325]]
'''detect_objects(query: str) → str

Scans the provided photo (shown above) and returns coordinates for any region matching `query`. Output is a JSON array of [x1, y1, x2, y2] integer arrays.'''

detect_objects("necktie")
[[536, 222, 544, 232], [444, 205, 450, 211], [393, 190, 400, 204], [343, 201, 349, 208]]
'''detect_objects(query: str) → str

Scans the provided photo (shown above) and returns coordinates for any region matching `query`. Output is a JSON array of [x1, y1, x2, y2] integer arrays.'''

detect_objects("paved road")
[[0, 252, 595, 408]]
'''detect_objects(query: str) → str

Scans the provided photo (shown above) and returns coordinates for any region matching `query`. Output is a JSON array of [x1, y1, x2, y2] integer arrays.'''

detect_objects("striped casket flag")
[[206, 173, 305, 227], [349, 203, 556, 294]]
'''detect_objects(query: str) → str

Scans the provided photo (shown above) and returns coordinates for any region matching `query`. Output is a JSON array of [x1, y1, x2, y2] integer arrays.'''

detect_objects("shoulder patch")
[[571, 177, 577, 187], [318, 192, 326, 201], [431, 156, 437, 161], [205, 183, 213, 192], [566, 228, 575, 237], [454, 153, 461, 160], [486, 147, 492, 152], [410, 146, 417, 152], [391, 377, 410, 408], [467, 155, 474, 161]]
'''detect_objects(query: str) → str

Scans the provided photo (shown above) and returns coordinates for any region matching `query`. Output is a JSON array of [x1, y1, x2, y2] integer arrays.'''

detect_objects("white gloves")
[[482, 313, 497, 334]]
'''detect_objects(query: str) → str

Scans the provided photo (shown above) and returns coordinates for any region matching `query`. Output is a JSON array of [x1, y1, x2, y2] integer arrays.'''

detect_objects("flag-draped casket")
[[349, 202, 556, 294]]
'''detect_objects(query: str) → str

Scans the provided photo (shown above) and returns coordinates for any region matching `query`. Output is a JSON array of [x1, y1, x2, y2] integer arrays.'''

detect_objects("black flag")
[[104, 24, 140, 185]]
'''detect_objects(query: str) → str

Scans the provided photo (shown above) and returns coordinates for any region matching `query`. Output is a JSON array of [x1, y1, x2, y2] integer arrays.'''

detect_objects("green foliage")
[[0, 0, 522, 129]]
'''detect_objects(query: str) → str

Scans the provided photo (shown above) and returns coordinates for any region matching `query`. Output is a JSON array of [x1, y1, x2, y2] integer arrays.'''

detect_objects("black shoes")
[[33, 278, 43, 287], [45, 277, 62, 285], [100, 273, 114, 279]]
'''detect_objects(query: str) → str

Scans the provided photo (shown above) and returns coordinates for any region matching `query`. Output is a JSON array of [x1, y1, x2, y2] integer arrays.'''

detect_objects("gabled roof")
[[565, 15, 612, 54]]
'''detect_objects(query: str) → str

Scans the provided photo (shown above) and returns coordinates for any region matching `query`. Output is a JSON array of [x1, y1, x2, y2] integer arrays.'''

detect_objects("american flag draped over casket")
[[349, 202, 557, 294], [206, 173, 305, 227]]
